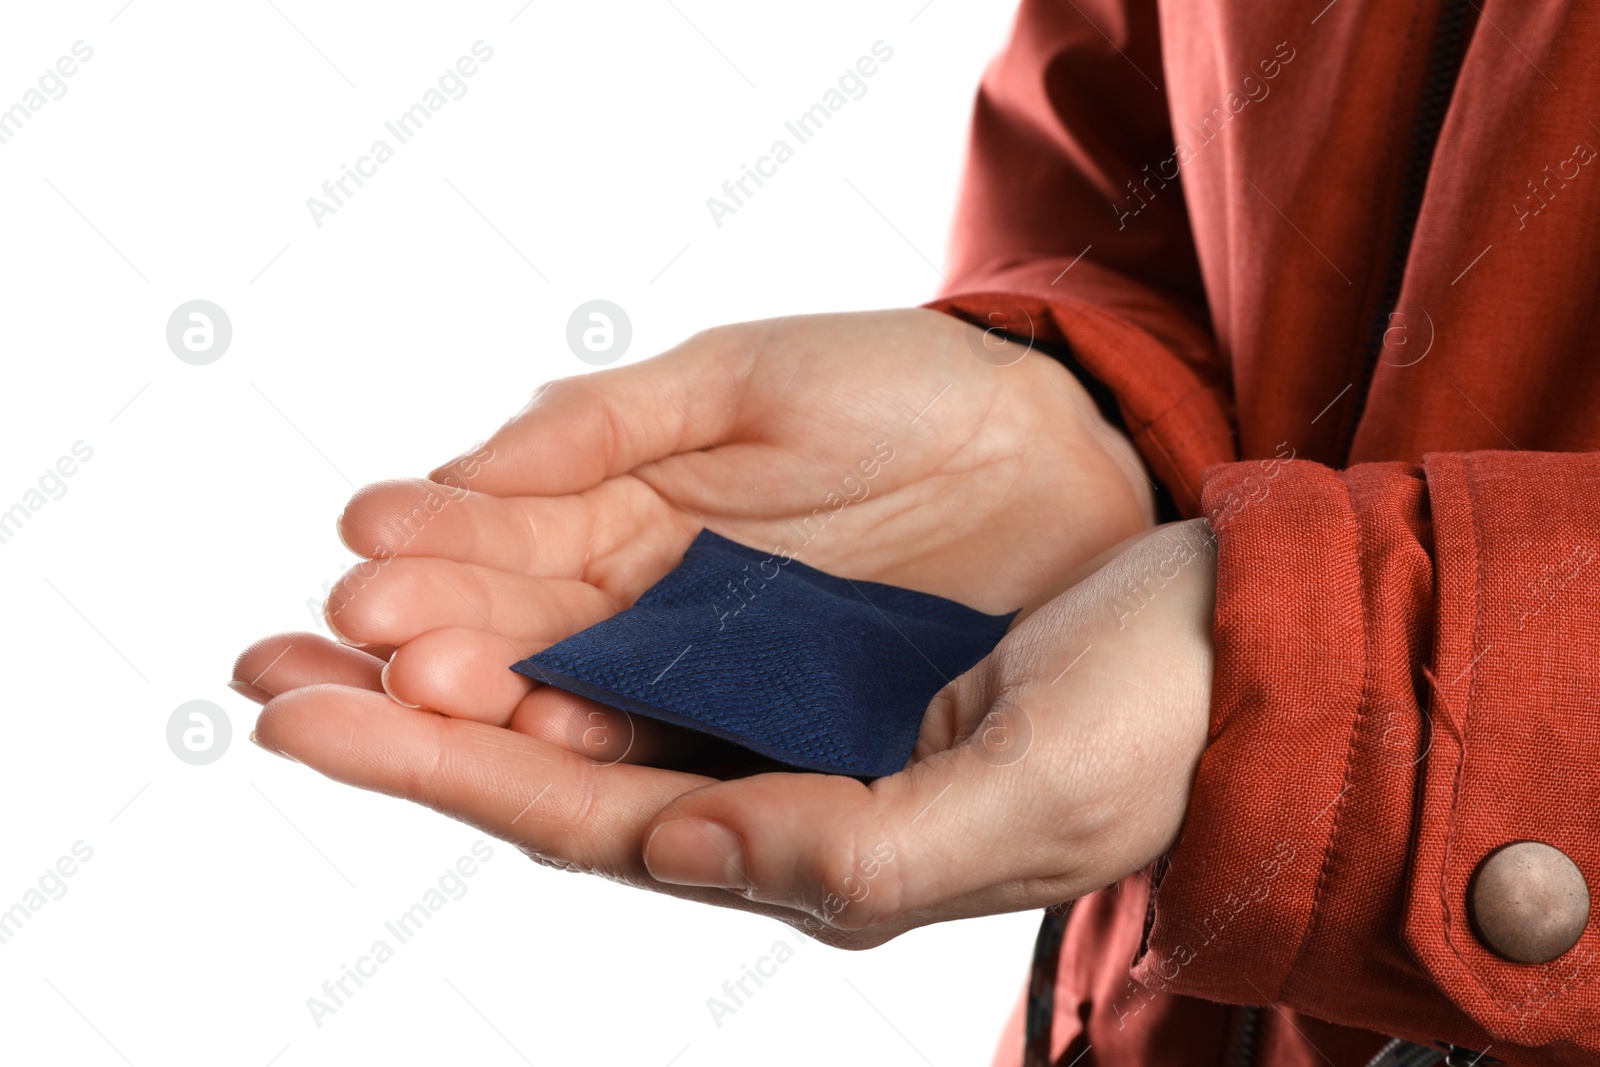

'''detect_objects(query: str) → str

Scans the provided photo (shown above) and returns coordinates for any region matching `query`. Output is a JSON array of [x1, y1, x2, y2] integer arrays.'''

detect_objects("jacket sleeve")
[[922, 0, 1236, 518], [1132, 453, 1600, 1061], [922, 0, 1600, 1059]]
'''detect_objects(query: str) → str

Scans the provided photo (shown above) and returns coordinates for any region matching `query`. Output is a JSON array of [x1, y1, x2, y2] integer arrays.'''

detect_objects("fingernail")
[[428, 455, 469, 485], [380, 661, 423, 709], [227, 679, 272, 705], [249, 730, 299, 763], [322, 602, 370, 649], [336, 511, 352, 551], [644, 819, 747, 889]]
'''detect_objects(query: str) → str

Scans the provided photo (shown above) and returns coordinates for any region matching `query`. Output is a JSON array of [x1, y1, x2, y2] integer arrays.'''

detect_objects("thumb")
[[639, 737, 1057, 933]]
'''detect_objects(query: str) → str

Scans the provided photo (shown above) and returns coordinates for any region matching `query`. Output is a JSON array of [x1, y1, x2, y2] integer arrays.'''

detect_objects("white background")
[[0, 1, 1039, 1064]]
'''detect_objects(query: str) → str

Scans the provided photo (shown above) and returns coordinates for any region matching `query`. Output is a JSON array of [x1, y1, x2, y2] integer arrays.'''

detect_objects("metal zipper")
[[1222, 0, 1474, 1026], [1335, 0, 1477, 466], [1032, 5, 1484, 1066], [1229, 1006, 1263, 1067], [1022, 904, 1075, 1067]]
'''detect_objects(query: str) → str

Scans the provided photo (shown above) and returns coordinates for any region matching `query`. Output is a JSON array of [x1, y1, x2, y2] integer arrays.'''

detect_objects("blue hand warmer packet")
[[510, 529, 1016, 779]]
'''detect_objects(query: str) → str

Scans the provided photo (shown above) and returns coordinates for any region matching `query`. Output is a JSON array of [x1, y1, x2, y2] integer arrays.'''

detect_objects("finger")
[[338, 477, 663, 580], [231, 632, 385, 704], [323, 556, 619, 650], [254, 685, 687, 873], [428, 329, 757, 497], [338, 478, 592, 577], [507, 688, 780, 772], [377, 627, 538, 724], [252, 685, 896, 934], [338, 477, 700, 603], [638, 743, 1072, 932]]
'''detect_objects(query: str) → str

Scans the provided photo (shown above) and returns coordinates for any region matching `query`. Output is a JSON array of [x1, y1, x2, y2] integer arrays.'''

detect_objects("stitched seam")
[[1278, 472, 1372, 997], [1431, 454, 1593, 1024], [1437, 452, 1479, 983], [1428, 454, 1541, 1019], [1435, 452, 1522, 1011]]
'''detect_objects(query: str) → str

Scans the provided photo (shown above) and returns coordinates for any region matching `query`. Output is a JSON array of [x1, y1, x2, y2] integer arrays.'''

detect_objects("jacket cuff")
[[1406, 452, 1600, 1047], [1132, 452, 1600, 1055], [923, 254, 1233, 516]]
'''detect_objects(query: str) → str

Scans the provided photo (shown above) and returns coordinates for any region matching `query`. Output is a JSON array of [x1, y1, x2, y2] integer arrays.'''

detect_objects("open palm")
[[237, 309, 1151, 734], [232, 306, 1166, 938]]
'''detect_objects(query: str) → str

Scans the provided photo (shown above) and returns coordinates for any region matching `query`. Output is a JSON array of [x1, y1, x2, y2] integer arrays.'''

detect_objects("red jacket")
[[927, 1, 1600, 1064]]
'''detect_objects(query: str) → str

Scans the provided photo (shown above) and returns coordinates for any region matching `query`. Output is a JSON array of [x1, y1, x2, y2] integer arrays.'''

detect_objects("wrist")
[[1149, 517, 1217, 721], [1116, 519, 1218, 851], [1024, 352, 1159, 527]]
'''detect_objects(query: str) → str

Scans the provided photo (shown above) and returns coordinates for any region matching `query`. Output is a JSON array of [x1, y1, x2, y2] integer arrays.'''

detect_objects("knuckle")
[[463, 564, 499, 624], [811, 839, 903, 933], [398, 718, 455, 816], [526, 377, 568, 407], [688, 322, 740, 350], [517, 846, 588, 876], [537, 761, 601, 861]]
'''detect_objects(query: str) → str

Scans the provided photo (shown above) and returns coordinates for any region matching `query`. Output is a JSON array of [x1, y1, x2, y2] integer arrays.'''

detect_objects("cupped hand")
[[282, 308, 1155, 729], [233, 306, 1187, 939], [239, 519, 1215, 945]]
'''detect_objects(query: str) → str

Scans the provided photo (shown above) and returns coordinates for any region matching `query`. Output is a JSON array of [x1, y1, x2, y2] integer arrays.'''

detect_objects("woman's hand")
[[237, 308, 1156, 737], [240, 519, 1217, 946]]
